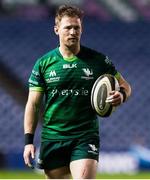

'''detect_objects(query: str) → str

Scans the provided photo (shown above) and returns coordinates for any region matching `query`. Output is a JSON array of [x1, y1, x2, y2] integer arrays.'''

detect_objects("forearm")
[[24, 101, 39, 134], [120, 81, 131, 101], [117, 74, 131, 102], [23, 101, 38, 166]]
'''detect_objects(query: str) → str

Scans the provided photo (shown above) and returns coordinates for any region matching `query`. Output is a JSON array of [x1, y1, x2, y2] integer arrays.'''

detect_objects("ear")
[[81, 24, 83, 34], [54, 25, 59, 35]]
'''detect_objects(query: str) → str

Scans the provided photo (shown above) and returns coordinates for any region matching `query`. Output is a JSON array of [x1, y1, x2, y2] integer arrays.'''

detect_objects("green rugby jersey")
[[29, 46, 120, 140]]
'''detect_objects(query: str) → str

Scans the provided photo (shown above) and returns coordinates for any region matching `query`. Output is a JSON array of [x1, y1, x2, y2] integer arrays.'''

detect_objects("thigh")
[[37, 140, 71, 170], [70, 136, 99, 178], [70, 159, 98, 179], [44, 166, 71, 179], [71, 136, 99, 162]]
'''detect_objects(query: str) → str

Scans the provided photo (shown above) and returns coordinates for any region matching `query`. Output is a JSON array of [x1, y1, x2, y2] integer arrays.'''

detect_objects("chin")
[[67, 41, 79, 47]]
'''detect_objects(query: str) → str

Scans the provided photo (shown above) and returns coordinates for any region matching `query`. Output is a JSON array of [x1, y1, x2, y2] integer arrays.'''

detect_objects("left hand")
[[106, 90, 123, 107]]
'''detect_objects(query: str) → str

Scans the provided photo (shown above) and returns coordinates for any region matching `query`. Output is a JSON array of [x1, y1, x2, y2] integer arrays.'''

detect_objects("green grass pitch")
[[0, 170, 150, 179]]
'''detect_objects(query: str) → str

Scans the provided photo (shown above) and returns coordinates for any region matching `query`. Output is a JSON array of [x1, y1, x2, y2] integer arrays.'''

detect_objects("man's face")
[[55, 16, 82, 47]]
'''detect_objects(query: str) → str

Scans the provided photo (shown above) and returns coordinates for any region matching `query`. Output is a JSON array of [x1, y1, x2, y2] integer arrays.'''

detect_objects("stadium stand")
[[0, 0, 150, 169], [0, 0, 150, 21], [129, 0, 150, 20]]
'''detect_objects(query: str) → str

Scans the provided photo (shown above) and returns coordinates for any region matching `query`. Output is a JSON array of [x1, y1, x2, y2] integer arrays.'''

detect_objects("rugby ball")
[[91, 74, 120, 117]]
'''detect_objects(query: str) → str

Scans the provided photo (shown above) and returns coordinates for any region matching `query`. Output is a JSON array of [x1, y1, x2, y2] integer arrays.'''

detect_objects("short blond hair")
[[55, 5, 84, 25]]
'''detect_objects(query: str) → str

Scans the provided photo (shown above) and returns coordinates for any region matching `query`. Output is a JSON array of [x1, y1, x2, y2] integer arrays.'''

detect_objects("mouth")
[[68, 37, 78, 41]]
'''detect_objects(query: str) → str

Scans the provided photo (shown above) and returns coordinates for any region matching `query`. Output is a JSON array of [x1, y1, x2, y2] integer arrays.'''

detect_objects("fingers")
[[105, 95, 114, 103], [23, 145, 35, 169], [106, 91, 123, 106], [28, 163, 34, 169], [31, 148, 35, 159]]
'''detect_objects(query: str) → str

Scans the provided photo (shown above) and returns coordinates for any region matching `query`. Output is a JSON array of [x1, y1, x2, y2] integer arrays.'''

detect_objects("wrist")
[[25, 133, 34, 145], [119, 87, 127, 103]]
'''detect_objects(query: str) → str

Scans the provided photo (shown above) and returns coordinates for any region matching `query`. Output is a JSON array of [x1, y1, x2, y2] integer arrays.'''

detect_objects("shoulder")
[[80, 45, 106, 59], [35, 48, 59, 66], [80, 45, 114, 66]]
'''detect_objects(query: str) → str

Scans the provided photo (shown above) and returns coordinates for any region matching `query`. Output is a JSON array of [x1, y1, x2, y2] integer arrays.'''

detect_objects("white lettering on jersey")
[[63, 64, 77, 69], [50, 88, 89, 97], [46, 70, 60, 83], [49, 70, 56, 77]]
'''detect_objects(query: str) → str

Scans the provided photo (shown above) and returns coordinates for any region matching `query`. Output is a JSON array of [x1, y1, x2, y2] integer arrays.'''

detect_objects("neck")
[[59, 44, 80, 58]]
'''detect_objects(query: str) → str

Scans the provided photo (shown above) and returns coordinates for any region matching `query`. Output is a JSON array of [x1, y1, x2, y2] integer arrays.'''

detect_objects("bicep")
[[27, 90, 44, 109], [24, 91, 43, 133], [117, 74, 128, 87]]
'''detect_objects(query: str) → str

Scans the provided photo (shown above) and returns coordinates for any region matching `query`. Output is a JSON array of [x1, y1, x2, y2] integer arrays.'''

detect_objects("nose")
[[70, 28, 76, 35]]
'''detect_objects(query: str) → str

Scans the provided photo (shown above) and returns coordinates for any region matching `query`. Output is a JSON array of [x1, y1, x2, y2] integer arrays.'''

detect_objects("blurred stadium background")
[[0, 0, 150, 178]]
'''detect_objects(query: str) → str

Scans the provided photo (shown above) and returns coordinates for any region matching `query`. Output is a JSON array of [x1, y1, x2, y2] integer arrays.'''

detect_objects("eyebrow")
[[64, 25, 80, 28]]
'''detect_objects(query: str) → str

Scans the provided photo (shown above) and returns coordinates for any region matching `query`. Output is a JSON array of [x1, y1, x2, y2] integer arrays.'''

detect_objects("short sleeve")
[[103, 56, 120, 78], [28, 59, 45, 92]]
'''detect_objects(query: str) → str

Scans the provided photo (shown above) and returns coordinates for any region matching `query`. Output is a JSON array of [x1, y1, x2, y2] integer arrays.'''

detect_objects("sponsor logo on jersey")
[[51, 88, 89, 97], [32, 70, 40, 77], [46, 70, 60, 83], [105, 56, 112, 65], [88, 144, 98, 155], [81, 68, 94, 80], [29, 79, 39, 85], [49, 70, 57, 77], [37, 158, 43, 165], [63, 64, 77, 69]]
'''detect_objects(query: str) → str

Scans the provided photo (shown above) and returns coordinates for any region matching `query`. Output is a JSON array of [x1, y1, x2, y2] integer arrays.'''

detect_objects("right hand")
[[23, 144, 36, 168]]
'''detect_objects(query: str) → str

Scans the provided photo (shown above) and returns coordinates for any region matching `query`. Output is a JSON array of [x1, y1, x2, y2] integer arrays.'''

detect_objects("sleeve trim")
[[29, 87, 45, 92], [115, 72, 121, 80]]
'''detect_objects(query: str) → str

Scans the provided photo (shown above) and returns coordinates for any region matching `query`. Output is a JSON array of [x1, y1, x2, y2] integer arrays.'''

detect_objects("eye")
[[64, 26, 80, 31], [64, 26, 71, 30], [74, 26, 80, 30]]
